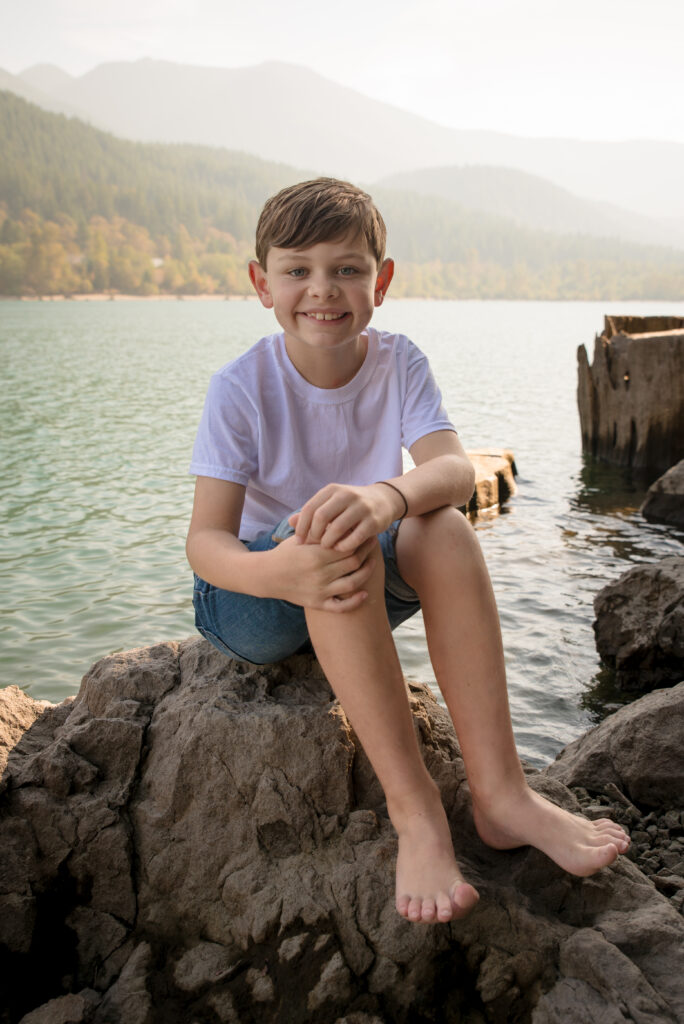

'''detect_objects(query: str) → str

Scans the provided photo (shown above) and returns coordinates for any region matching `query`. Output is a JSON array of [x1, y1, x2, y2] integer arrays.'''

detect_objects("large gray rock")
[[546, 681, 684, 809], [1, 641, 683, 1024], [593, 556, 684, 691], [641, 460, 684, 530]]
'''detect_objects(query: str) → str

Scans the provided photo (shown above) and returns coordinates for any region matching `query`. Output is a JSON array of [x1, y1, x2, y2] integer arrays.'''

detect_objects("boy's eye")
[[288, 268, 307, 278], [338, 266, 358, 276]]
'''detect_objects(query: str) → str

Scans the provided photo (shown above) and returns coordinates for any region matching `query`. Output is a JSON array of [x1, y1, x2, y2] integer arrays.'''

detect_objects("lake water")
[[1, 298, 682, 766]]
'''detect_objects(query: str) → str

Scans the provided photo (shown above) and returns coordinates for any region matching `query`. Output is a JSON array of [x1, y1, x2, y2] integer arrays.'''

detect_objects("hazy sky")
[[2, 0, 683, 143]]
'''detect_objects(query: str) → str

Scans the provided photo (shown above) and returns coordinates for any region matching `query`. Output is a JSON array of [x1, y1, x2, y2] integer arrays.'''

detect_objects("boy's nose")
[[308, 274, 339, 298]]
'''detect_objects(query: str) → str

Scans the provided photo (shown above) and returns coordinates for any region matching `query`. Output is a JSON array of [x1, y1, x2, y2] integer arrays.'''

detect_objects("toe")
[[436, 891, 454, 921], [451, 882, 480, 917], [421, 898, 437, 922], [593, 819, 629, 839], [593, 822, 630, 850], [577, 842, 618, 876], [597, 841, 619, 868], [396, 894, 410, 919], [408, 896, 423, 922]]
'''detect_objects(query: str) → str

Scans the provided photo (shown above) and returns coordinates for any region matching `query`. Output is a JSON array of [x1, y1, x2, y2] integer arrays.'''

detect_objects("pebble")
[[571, 786, 683, 916]]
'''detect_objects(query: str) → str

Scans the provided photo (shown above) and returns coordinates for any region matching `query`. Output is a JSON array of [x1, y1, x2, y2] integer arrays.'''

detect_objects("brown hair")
[[255, 178, 387, 267]]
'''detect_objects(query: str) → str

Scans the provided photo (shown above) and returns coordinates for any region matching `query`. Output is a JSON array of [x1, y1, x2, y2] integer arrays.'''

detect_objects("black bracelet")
[[376, 480, 409, 522]]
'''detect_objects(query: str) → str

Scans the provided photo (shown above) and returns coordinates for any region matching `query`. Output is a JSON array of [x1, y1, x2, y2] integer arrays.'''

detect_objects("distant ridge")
[[378, 166, 683, 251], [0, 66, 89, 123], [1, 58, 682, 224], [20, 63, 76, 97]]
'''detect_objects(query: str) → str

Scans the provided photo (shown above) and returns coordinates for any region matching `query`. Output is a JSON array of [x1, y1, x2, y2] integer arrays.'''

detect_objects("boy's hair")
[[255, 178, 387, 268]]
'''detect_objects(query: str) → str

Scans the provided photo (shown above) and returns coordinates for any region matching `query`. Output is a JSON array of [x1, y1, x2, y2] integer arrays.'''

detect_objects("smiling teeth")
[[309, 312, 345, 320]]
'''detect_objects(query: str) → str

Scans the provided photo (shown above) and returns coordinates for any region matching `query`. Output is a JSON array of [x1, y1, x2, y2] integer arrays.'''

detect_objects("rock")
[[533, 928, 675, 1023], [577, 314, 684, 470], [593, 556, 684, 691], [17, 990, 100, 1024], [92, 942, 152, 1024], [1, 639, 684, 1023], [547, 681, 684, 808], [0, 685, 64, 781], [307, 952, 352, 1011], [641, 460, 684, 530], [465, 449, 517, 516], [173, 941, 241, 992]]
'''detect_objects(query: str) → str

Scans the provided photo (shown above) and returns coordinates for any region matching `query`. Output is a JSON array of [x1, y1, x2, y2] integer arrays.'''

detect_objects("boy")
[[186, 178, 629, 924]]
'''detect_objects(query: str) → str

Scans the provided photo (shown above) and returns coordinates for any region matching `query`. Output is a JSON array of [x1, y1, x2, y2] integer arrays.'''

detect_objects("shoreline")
[[4, 294, 684, 305], [5, 292, 256, 302]]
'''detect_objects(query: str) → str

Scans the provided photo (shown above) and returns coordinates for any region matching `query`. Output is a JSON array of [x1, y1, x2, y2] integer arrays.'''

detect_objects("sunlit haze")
[[2, 0, 683, 143]]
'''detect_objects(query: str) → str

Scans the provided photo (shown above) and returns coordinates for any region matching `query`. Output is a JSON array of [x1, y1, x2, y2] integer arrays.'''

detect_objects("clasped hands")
[[269, 482, 405, 613]]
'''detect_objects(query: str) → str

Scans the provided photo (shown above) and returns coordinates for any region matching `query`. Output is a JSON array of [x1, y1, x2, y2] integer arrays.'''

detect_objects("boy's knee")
[[402, 506, 473, 545], [397, 507, 479, 579]]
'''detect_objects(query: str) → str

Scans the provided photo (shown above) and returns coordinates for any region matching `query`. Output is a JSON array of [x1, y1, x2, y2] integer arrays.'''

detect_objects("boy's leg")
[[304, 539, 479, 924], [395, 507, 629, 876]]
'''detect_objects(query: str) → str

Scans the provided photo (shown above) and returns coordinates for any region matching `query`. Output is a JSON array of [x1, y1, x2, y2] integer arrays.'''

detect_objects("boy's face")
[[249, 233, 394, 371]]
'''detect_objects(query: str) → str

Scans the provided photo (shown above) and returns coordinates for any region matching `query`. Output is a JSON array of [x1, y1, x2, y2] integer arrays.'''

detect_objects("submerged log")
[[577, 315, 684, 470]]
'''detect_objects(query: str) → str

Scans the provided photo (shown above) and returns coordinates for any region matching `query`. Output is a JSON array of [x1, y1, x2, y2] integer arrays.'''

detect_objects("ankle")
[[468, 772, 529, 817], [386, 778, 445, 832]]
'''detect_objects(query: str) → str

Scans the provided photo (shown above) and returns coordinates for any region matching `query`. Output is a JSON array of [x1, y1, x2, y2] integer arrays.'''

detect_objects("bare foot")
[[394, 803, 479, 923], [473, 785, 630, 877]]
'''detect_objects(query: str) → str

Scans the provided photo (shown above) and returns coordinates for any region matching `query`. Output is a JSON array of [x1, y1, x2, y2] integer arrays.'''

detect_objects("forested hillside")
[[2, 90, 683, 299]]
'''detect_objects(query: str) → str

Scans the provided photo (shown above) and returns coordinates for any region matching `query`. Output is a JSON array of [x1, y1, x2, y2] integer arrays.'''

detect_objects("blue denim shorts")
[[193, 513, 420, 664]]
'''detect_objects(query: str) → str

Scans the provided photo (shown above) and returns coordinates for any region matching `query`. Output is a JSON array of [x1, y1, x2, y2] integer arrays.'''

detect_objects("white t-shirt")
[[190, 326, 456, 540]]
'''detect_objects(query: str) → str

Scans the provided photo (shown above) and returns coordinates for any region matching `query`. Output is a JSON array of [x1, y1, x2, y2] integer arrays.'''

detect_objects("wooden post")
[[577, 315, 684, 470]]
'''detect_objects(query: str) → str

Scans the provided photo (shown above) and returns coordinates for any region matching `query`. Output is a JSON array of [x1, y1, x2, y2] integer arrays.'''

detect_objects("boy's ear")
[[374, 258, 394, 306], [248, 260, 273, 309]]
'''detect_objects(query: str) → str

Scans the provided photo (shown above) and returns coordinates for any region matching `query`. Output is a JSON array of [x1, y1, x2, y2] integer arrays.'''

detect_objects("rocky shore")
[[1, 636, 683, 1024]]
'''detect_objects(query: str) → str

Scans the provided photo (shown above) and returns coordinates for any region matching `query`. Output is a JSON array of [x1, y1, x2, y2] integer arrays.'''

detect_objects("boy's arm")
[[185, 477, 251, 589], [293, 430, 475, 551], [402, 429, 476, 513], [186, 476, 376, 611]]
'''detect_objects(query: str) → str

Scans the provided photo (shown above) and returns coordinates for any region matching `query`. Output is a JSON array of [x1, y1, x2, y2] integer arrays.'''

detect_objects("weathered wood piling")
[[577, 315, 684, 470]]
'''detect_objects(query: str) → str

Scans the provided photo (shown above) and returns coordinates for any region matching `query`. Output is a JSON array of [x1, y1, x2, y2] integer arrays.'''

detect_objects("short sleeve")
[[401, 341, 457, 450], [189, 373, 258, 484]]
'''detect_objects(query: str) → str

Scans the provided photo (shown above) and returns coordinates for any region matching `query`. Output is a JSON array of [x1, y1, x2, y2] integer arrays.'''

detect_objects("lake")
[[1, 297, 682, 766]]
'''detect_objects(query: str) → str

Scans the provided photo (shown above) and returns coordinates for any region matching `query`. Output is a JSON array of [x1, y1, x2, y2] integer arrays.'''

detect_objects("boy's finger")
[[294, 506, 312, 538], [295, 493, 331, 540], [334, 558, 375, 594], [333, 523, 373, 552], [324, 591, 368, 613], [308, 497, 346, 543], [328, 541, 376, 581]]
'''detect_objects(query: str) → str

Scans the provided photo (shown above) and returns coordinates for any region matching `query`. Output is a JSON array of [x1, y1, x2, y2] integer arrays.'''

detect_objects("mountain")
[[19, 63, 76, 97], [378, 165, 683, 251], [0, 66, 89, 122], [3, 58, 683, 225], [2, 89, 683, 300]]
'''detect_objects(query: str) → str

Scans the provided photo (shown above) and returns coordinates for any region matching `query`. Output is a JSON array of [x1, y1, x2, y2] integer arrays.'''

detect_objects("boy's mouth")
[[302, 312, 349, 321]]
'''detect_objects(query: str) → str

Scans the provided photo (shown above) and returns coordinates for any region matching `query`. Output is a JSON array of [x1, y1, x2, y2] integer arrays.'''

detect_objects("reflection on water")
[[578, 665, 651, 724], [562, 454, 682, 733], [1, 298, 682, 767], [566, 456, 680, 564], [573, 457, 655, 516]]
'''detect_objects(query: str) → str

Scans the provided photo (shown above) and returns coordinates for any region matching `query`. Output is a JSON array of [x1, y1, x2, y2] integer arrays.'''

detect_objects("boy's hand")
[[290, 483, 403, 552], [269, 534, 377, 612]]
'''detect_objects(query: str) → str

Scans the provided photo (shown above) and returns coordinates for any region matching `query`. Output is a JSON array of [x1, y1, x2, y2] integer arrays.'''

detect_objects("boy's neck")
[[284, 332, 368, 389]]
